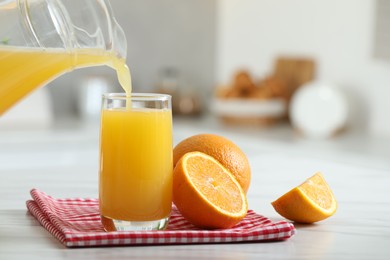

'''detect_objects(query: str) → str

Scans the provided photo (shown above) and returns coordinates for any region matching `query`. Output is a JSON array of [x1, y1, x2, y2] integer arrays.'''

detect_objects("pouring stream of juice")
[[0, 46, 132, 115]]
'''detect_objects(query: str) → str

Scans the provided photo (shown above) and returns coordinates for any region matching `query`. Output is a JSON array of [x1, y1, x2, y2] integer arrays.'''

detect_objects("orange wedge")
[[173, 151, 248, 229], [271, 172, 337, 223]]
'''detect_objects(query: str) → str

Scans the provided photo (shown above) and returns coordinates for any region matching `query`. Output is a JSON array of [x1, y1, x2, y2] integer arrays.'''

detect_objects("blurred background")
[[1, 0, 389, 139]]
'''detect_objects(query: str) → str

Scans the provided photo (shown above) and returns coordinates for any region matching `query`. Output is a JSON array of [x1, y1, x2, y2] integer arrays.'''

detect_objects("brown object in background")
[[254, 76, 287, 100], [233, 70, 256, 97], [219, 70, 257, 98], [273, 57, 316, 101]]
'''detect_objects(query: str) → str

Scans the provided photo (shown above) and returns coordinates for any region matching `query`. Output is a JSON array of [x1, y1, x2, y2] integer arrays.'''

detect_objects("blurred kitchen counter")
[[173, 116, 390, 163], [0, 115, 390, 259], [1, 115, 389, 170]]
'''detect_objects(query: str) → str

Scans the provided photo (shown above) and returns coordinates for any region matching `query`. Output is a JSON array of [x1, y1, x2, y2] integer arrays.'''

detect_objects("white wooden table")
[[1, 117, 389, 259]]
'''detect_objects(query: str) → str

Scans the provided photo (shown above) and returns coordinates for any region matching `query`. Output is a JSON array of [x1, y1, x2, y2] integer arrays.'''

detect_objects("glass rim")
[[102, 93, 171, 101]]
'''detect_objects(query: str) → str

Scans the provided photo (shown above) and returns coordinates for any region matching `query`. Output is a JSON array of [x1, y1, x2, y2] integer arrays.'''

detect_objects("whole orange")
[[173, 134, 251, 193]]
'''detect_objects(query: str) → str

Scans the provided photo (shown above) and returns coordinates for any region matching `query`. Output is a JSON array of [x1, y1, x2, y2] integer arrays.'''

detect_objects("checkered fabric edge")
[[26, 189, 295, 247]]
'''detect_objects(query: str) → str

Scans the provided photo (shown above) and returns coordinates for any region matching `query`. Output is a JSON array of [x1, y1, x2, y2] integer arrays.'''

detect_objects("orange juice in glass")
[[99, 93, 173, 231]]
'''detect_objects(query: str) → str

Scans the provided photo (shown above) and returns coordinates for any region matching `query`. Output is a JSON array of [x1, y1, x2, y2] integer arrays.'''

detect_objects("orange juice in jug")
[[0, 46, 131, 114]]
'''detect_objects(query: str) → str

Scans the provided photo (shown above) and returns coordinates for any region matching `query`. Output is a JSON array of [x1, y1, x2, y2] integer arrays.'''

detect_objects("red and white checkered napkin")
[[26, 189, 295, 247]]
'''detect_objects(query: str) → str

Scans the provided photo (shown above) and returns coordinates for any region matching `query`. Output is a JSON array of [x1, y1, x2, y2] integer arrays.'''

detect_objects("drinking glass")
[[99, 93, 172, 231]]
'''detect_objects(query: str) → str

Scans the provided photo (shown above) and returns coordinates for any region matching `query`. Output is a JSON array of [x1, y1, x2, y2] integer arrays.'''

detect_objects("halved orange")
[[271, 172, 337, 223], [173, 151, 248, 229], [173, 134, 251, 194]]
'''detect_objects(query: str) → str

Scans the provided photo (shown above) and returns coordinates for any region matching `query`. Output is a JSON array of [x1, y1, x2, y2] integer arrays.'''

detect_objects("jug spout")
[[50, 0, 128, 59]]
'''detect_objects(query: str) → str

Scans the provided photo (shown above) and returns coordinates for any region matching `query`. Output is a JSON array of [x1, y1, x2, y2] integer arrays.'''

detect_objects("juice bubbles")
[[99, 94, 173, 231], [0, 47, 131, 114]]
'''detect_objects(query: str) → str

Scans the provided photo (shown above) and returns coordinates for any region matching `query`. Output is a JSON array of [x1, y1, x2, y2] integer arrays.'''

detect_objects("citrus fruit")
[[173, 151, 248, 229], [271, 172, 337, 223], [173, 134, 251, 193]]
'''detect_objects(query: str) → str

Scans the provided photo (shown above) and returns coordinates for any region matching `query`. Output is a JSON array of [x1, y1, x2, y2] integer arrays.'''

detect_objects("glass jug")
[[0, 0, 127, 115]]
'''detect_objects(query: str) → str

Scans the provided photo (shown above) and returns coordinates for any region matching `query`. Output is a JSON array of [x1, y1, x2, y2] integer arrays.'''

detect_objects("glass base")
[[101, 215, 169, 231]]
